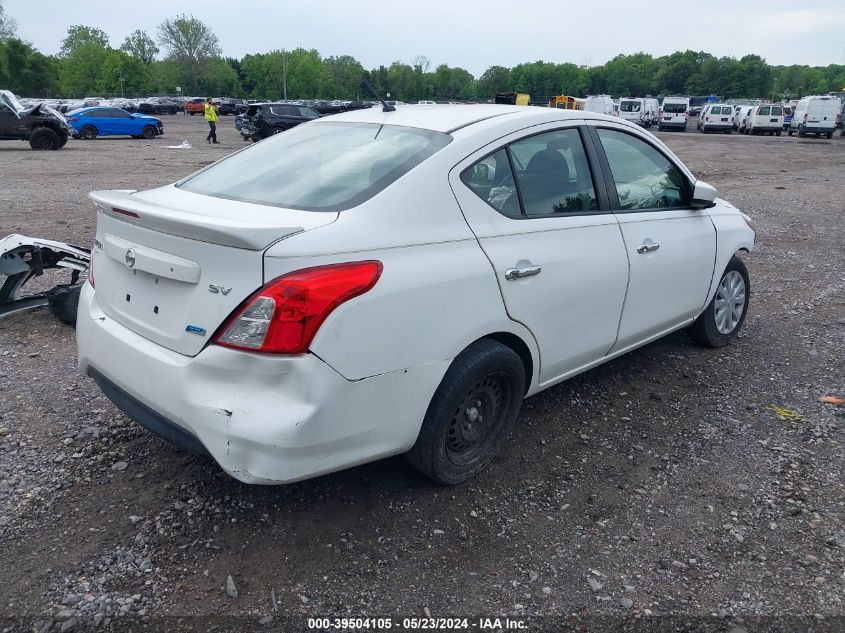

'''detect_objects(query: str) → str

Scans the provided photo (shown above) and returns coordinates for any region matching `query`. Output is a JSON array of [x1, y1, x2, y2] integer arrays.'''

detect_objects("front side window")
[[179, 122, 451, 211], [596, 128, 690, 210], [759, 106, 771, 116]]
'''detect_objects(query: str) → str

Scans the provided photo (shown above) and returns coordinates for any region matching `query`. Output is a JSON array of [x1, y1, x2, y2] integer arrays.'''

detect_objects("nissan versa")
[[76, 105, 755, 485]]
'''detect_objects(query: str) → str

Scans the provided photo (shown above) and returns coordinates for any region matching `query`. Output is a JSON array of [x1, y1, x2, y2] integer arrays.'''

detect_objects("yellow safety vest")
[[204, 103, 218, 122]]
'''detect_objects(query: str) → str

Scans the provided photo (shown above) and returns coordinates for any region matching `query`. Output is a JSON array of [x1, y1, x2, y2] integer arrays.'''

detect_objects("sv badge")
[[208, 283, 232, 296]]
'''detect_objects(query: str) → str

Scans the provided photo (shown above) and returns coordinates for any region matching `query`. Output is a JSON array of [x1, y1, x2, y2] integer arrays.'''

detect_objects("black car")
[[239, 103, 320, 141], [138, 98, 182, 115], [0, 90, 73, 150], [214, 98, 241, 116]]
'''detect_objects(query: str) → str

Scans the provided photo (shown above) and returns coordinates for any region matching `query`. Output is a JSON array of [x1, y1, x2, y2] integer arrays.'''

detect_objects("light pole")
[[282, 49, 288, 101]]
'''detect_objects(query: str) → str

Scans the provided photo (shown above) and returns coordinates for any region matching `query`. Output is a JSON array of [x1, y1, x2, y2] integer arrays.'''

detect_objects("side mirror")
[[691, 180, 718, 209]]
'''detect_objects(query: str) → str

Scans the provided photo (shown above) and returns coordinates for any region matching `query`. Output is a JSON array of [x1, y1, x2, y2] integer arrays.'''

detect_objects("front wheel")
[[406, 339, 525, 485], [141, 125, 157, 139], [687, 256, 750, 348], [29, 127, 60, 150]]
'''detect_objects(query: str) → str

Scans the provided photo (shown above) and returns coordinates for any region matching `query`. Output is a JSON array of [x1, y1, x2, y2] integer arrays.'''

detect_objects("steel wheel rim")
[[714, 270, 746, 334], [446, 373, 509, 466]]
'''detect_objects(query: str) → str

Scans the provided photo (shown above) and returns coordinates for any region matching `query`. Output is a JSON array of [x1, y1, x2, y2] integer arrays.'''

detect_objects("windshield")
[[0, 90, 25, 115], [620, 101, 641, 112], [179, 122, 452, 212]]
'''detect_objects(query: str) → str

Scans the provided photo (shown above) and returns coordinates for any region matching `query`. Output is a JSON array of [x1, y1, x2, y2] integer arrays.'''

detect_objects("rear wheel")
[[826, 132, 833, 139], [80, 125, 97, 140], [687, 256, 750, 348], [406, 339, 525, 485], [271, 126, 285, 135], [788, 128, 794, 136], [776, 130, 781, 136], [29, 127, 60, 150], [141, 125, 157, 139], [58, 134, 68, 147]]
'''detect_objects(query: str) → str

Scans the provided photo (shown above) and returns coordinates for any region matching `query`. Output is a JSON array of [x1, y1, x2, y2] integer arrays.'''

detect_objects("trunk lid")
[[90, 186, 338, 356]]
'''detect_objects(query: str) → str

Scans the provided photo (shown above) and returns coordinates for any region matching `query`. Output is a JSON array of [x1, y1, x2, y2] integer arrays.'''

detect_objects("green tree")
[[476, 65, 511, 99], [60, 25, 109, 57], [323, 54, 366, 99], [121, 29, 159, 64], [60, 41, 111, 95], [0, 1, 17, 41], [157, 14, 221, 93], [99, 50, 151, 95], [0, 38, 59, 96]]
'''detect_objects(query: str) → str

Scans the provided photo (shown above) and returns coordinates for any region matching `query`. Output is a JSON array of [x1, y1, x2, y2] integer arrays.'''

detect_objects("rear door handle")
[[636, 242, 660, 254], [505, 265, 542, 280]]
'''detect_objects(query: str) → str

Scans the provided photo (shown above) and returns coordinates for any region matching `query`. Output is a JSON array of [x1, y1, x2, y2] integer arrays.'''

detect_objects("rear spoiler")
[[89, 190, 304, 250]]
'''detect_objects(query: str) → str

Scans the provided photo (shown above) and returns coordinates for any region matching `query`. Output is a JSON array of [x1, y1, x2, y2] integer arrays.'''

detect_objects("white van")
[[747, 104, 784, 136], [788, 95, 839, 138], [618, 98, 646, 126], [698, 103, 734, 133], [583, 95, 614, 115], [643, 98, 660, 126], [735, 106, 755, 133], [658, 97, 689, 131]]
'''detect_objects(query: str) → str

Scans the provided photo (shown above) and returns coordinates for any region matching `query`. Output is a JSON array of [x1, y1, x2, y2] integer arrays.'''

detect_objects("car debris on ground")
[[0, 233, 90, 324]]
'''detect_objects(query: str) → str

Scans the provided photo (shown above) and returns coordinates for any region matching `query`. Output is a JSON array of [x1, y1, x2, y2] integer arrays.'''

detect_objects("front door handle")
[[636, 242, 660, 254], [505, 265, 542, 280]]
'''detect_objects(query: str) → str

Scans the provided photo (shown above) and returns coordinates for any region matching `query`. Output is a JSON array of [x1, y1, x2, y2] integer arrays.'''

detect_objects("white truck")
[[658, 97, 690, 131], [788, 95, 839, 138], [583, 95, 615, 115]]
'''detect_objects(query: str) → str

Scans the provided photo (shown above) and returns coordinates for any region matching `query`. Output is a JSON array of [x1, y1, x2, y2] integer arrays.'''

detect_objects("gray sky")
[[6, 0, 844, 75]]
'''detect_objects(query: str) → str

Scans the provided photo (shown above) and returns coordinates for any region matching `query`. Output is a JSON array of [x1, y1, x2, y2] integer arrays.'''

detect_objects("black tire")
[[776, 130, 781, 136], [826, 132, 833, 139], [271, 126, 285, 135], [142, 125, 157, 139], [58, 134, 68, 147], [80, 125, 97, 140], [798, 125, 806, 138], [687, 255, 750, 348], [788, 128, 794, 136], [406, 339, 525, 485], [29, 127, 60, 150]]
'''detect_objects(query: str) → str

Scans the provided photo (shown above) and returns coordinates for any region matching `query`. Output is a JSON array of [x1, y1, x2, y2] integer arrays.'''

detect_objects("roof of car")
[[315, 104, 596, 133]]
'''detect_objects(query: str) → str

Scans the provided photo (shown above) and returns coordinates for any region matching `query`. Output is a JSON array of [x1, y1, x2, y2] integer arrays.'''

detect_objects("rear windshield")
[[620, 101, 641, 112], [178, 122, 452, 212], [663, 103, 687, 113]]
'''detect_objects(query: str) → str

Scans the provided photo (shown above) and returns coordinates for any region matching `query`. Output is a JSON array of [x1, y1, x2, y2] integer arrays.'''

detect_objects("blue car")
[[66, 107, 164, 140]]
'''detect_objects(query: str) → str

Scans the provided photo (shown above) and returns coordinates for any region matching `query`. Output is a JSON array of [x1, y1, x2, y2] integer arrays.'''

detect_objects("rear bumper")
[[701, 123, 732, 131], [76, 283, 448, 484], [659, 120, 686, 129]]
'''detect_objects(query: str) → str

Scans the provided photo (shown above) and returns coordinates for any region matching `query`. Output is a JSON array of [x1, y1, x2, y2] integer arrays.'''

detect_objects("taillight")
[[67, 117, 79, 122], [705, 116, 709, 122], [213, 261, 383, 354], [803, 112, 808, 122]]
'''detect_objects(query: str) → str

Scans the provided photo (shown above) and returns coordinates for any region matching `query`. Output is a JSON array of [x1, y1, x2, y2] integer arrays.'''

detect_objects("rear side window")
[[759, 106, 771, 116], [461, 128, 598, 217], [179, 122, 451, 211], [771, 106, 782, 116], [596, 128, 690, 210]]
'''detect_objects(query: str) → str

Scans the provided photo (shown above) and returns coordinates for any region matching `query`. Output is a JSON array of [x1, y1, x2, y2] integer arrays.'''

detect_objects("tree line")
[[1, 8, 843, 102]]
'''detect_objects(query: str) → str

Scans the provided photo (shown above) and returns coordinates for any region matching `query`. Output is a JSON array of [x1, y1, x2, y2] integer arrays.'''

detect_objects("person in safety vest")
[[204, 97, 219, 144]]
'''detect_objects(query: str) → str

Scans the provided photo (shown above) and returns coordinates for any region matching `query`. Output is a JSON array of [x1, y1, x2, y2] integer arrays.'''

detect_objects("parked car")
[[239, 102, 320, 141], [788, 95, 839, 138], [838, 102, 844, 136], [746, 104, 784, 136], [618, 98, 647, 126], [688, 106, 702, 117], [185, 98, 206, 116], [698, 104, 734, 133], [657, 97, 689, 131], [77, 105, 755, 486], [642, 98, 660, 127], [66, 107, 163, 140], [214, 98, 241, 116], [138, 98, 182, 115], [0, 89, 73, 149]]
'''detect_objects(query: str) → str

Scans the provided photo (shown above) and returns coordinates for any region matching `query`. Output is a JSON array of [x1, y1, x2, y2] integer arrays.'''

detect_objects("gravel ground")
[[1, 115, 844, 632]]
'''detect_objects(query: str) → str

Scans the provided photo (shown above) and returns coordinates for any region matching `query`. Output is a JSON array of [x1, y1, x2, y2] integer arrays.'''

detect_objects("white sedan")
[[77, 105, 755, 485]]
